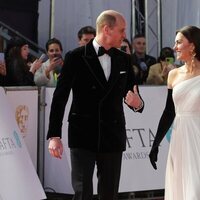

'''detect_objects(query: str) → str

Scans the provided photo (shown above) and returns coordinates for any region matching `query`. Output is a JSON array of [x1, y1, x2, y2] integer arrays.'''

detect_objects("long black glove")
[[149, 89, 175, 169]]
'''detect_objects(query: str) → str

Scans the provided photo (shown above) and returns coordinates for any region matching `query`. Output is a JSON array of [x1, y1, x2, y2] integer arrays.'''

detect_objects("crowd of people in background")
[[0, 24, 177, 87], [146, 47, 176, 85], [120, 35, 177, 85]]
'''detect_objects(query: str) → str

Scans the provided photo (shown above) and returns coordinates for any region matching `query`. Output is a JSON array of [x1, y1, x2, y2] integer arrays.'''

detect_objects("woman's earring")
[[191, 50, 196, 69]]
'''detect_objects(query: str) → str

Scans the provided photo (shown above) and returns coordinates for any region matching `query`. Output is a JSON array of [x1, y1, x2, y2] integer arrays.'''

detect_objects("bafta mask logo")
[[15, 105, 29, 138]]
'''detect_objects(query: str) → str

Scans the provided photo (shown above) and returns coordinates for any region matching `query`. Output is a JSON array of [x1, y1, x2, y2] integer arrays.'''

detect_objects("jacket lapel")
[[82, 41, 107, 89], [106, 49, 121, 90]]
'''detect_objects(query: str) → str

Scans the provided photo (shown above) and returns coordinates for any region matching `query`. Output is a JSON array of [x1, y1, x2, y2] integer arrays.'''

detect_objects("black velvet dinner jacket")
[[47, 39, 143, 152]]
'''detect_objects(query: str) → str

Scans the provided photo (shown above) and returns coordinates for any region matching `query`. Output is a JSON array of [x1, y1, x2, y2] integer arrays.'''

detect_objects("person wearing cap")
[[4, 36, 42, 86]]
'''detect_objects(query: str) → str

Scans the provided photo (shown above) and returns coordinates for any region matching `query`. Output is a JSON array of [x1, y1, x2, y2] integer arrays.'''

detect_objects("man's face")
[[108, 17, 126, 48], [132, 37, 146, 54], [78, 34, 95, 46]]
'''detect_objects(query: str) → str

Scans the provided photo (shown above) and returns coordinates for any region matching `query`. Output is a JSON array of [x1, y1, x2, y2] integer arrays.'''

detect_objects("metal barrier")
[[2, 86, 167, 199]]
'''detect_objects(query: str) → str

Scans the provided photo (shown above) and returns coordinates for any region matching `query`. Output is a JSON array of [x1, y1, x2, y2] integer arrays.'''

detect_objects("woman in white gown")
[[149, 25, 200, 200]]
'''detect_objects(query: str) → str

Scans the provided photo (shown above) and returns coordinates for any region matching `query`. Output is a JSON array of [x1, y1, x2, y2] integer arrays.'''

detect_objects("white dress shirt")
[[93, 39, 111, 81]]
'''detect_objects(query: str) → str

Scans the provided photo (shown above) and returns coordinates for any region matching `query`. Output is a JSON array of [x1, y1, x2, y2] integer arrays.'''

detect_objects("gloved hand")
[[149, 146, 158, 170], [148, 89, 175, 170]]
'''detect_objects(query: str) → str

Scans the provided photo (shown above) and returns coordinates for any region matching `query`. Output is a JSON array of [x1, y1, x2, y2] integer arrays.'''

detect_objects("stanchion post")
[[37, 86, 47, 185]]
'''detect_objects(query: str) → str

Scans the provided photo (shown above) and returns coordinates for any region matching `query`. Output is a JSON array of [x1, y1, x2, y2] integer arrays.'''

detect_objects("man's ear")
[[103, 25, 111, 36]]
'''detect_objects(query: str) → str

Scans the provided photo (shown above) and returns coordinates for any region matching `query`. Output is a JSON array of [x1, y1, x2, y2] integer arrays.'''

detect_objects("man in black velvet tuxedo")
[[47, 10, 144, 200]]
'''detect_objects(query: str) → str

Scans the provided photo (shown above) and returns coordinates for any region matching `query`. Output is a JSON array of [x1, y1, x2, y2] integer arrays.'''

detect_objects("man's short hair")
[[77, 26, 96, 40], [133, 34, 145, 40]]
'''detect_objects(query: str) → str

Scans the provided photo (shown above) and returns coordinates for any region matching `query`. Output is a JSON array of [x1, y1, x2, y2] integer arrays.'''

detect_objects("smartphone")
[[166, 57, 174, 64], [0, 53, 5, 62], [54, 54, 62, 61], [38, 53, 47, 62]]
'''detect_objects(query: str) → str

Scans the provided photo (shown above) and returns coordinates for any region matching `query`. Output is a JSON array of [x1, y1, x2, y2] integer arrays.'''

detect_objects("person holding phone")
[[34, 38, 63, 87], [4, 36, 42, 86], [146, 47, 176, 85]]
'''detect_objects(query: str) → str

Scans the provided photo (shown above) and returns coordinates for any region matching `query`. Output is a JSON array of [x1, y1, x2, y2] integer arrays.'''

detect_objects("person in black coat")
[[132, 34, 157, 84], [47, 10, 144, 200]]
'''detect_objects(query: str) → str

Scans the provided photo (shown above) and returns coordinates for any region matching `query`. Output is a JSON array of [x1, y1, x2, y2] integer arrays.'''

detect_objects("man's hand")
[[48, 137, 63, 159], [125, 85, 143, 109]]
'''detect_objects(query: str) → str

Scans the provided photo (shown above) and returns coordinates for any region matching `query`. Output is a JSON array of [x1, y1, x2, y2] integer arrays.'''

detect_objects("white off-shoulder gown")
[[165, 75, 200, 200]]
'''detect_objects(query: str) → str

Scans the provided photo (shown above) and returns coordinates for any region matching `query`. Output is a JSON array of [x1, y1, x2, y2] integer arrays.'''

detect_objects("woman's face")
[[47, 43, 62, 60], [121, 41, 131, 54], [20, 44, 29, 60], [173, 32, 194, 62]]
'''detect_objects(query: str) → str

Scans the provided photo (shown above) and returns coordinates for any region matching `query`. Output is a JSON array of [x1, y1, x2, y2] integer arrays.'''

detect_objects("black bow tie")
[[98, 47, 114, 57]]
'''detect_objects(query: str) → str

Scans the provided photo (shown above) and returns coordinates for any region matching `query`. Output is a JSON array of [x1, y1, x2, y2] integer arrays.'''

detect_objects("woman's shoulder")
[[168, 67, 178, 76], [169, 66, 184, 76], [168, 67, 178, 88], [168, 66, 183, 88]]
